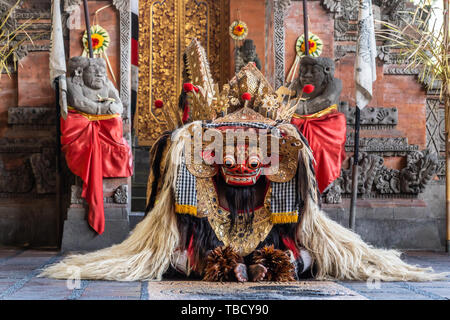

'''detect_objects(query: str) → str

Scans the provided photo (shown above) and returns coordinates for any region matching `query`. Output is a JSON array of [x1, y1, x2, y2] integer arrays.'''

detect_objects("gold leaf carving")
[[135, 0, 230, 147]]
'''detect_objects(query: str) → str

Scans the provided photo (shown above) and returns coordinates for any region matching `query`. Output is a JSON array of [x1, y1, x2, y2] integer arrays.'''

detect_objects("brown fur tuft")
[[253, 245, 295, 282], [203, 246, 243, 282]]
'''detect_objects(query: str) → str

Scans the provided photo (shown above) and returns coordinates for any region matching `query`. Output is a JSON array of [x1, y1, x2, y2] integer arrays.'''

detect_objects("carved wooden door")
[[135, 0, 230, 146]]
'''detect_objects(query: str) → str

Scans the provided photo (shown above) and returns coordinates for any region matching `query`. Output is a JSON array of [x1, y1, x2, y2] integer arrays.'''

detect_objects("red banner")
[[61, 111, 133, 234], [291, 110, 346, 193]]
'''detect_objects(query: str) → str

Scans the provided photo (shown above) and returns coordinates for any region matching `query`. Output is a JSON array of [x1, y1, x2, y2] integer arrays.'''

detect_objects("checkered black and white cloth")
[[175, 158, 197, 208], [175, 156, 298, 219], [270, 178, 299, 215]]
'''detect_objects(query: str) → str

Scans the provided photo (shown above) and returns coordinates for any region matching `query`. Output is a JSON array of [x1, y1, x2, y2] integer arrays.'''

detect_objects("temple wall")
[[0, 0, 127, 248], [0, 0, 446, 250], [0, 0, 58, 247], [229, 0, 267, 76], [228, 0, 445, 250], [68, 1, 120, 83]]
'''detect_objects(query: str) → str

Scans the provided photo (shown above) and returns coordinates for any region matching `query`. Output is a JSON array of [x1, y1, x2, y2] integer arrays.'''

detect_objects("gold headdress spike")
[[182, 40, 304, 184], [153, 98, 183, 131], [226, 63, 300, 122], [184, 39, 216, 96], [183, 39, 300, 124]]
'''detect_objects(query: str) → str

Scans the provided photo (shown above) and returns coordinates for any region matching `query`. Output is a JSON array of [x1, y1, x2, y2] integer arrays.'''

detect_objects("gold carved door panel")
[[135, 0, 230, 146]]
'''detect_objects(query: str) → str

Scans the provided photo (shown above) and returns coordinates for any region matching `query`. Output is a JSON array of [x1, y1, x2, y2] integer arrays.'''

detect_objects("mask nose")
[[236, 164, 246, 174], [235, 163, 253, 174]]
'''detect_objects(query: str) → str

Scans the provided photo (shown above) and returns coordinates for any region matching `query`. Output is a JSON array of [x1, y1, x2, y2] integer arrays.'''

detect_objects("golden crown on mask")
[[158, 39, 300, 129]]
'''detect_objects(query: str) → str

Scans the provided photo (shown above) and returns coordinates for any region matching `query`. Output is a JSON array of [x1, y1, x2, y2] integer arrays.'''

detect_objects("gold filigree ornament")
[[183, 40, 304, 125], [184, 39, 216, 100], [152, 96, 183, 132], [183, 123, 219, 179], [179, 39, 306, 183], [196, 177, 273, 257], [263, 129, 304, 183]]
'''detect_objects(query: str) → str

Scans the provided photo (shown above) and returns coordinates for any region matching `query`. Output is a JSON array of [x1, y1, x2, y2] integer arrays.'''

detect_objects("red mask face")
[[220, 144, 262, 186]]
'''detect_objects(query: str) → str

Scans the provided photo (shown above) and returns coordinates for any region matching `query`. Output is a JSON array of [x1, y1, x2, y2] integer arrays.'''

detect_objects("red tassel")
[[187, 233, 195, 267], [182, 105, 190, 122], [302, 84, 315, 94], [281, 236, 299, 259], [154, 99, 164, 108], [183, 83, 194, 92], [241, 92, 252, 101]]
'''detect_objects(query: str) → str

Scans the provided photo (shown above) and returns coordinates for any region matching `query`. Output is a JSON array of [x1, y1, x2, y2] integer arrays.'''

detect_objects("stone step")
[[131, 186, 147, 198], [132, 172, 149, 184], [131, 198, 147, 212], [131, 188, 146, 195], [129, 211, 145, 230]]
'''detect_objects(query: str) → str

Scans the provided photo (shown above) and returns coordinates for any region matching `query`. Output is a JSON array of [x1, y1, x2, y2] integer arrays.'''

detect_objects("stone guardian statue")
[[289, 56, 346, 193], [235, 39, 262, 73], [62, 56, 133, 235]]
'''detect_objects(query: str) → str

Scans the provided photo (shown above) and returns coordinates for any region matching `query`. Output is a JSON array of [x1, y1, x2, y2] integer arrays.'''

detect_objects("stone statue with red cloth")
[[289, 56, 346, 193], [62, 57, 133, 235]]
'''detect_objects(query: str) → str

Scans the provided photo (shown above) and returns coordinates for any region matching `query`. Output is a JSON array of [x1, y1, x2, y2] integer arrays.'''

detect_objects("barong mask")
[[183, 119, 304, 186], [39, 39, 445, 284], [179, 40, 304, 184], [165, 39, 310, 233]]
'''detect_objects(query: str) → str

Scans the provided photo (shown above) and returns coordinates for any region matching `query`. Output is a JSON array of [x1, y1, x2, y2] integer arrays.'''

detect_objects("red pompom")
[[302, 84, 315, 94], [182, 105, 190, 122], [242, 92, 252, 101], [183, 83, 194, 92], [193, 86, 199, 93], [154, 99, 164, 108]]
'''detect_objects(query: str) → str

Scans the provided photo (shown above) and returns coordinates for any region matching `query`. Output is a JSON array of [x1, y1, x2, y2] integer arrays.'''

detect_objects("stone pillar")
[[60, 2, 134, 251], [61, 177, 131, 251]]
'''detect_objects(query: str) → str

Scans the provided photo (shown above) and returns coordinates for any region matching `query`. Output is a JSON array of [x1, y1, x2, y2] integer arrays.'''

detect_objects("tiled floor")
[[0, 248, 448, 300]]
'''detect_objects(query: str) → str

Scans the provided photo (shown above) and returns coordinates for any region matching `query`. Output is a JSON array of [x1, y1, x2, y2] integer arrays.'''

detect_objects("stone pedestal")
[[61, 177, 131, 252], [61, 207, 130, 252], [323, 184, 446, 251]]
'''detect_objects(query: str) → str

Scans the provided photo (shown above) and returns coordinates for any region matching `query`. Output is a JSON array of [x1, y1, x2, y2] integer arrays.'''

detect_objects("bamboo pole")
[[443, 0, 449, 253], [349, 108, 361, 230], [303, 0, 309, 56], [83, 0, 94, 58]]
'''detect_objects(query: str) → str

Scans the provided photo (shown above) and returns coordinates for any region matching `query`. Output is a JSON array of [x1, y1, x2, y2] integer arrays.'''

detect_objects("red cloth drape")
[[61, 111, 133, 234], [291, 110, 346, 193]]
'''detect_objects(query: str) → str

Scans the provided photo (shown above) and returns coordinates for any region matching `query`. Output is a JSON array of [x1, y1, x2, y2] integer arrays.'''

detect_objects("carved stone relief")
[[70, 184, 129, 205], [273, 0, 291, 89], [340, 102, 398, 128], [345, 134, 419, 156], [320, 0, 406, 40], [30, 148, 57, 194], [426, 99, 445, 155], [113, 184, 128, 204], [0, 1, 17, 31], [324, 150, 439, 203], [0, 157, 35, 193], [8, 107, 56, 126], [436, 158, 446, 180], [0, 136, 56, 196], [0, 2, 51, 71]]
